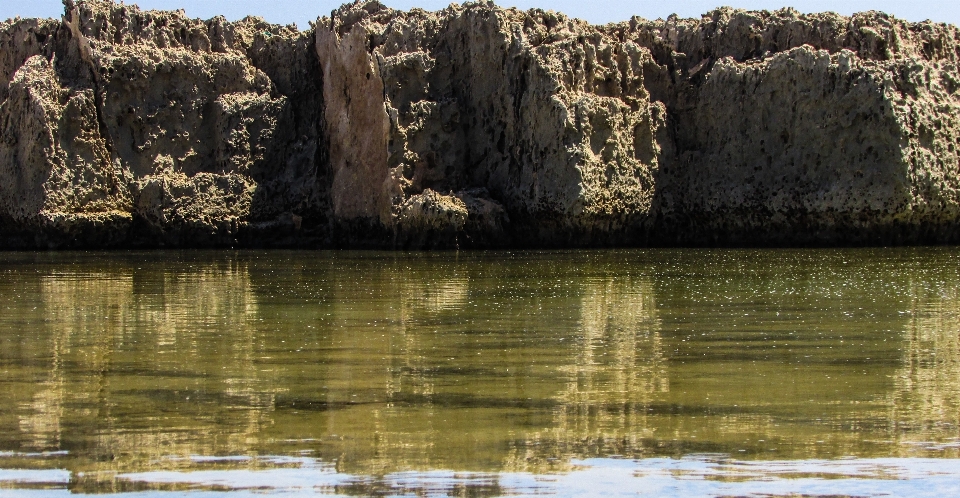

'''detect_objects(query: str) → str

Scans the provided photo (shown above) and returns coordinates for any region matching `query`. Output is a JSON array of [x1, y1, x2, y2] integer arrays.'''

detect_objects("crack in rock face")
[[1, 0, 959, 248]]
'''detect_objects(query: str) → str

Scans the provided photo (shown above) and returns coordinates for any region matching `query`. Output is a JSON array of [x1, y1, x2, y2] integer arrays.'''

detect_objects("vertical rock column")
[[315, 24, 395, 233]]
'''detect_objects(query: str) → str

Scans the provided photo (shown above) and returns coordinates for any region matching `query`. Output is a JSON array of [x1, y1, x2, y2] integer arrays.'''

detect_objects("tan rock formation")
[[1, 0, 325, 247], [1, 1, 959, 248], [316, 23, 392, 225], [316, 1, 665, 247], [618, 8, 960, 244]]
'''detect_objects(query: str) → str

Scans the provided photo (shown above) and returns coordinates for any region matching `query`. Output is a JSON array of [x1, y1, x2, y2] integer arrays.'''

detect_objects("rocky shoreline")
[[1, 0, 958, 248]]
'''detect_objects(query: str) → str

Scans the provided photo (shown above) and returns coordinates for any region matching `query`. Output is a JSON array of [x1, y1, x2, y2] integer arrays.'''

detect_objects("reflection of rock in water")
[[372, 272, 470, 473], [386, 272, 466, 430], [506, 277, 664, 471], [20, 260, 267, 471], [403, 277, 470, 314], [20, 273, 135, 450], [565, 277, 666, 402], [144, 263, 269, 452], [385, 273, 470, 401], [889, 285, 960, 445]]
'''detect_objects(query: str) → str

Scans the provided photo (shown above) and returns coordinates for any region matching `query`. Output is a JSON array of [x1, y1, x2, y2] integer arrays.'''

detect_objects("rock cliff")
[[1, 0, 958, 248]]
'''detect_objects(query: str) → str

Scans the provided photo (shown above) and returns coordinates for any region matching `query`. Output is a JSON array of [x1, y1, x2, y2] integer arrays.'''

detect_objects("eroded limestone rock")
[[614, 9, 960, 244], [1, 0, 959, 248], [315, 1, 665, 246], [1, 0, 326, 247]]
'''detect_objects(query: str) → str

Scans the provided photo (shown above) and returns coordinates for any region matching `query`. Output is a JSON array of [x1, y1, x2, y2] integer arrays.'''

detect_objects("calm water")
[[0, 248, 958, 496]]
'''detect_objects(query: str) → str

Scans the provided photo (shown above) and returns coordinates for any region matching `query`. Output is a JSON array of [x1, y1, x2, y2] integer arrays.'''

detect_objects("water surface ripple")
[[0, 248, 958, 496]]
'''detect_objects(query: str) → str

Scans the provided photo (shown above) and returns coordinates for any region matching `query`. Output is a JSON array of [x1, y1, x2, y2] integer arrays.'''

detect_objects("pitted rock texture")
[[625, 9, 960, 244], [1, 0, 327, 247], [1, 0, 959, 248], [320, 3, 665, 247]]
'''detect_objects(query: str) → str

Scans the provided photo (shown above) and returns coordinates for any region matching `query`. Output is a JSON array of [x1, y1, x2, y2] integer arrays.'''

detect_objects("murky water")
[[0, 248, 958, 496]]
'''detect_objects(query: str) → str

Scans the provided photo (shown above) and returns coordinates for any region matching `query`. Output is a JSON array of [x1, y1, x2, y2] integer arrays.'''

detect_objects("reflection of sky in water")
[[2, 455, 960, 497]]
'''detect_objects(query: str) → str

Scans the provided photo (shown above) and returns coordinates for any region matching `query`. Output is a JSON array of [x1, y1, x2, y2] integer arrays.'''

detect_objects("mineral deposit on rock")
[[1, 0, 958, 248]]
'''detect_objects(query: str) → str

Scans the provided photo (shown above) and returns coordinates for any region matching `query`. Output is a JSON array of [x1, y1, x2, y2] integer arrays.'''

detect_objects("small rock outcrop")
[[1, 0, 959, 248]]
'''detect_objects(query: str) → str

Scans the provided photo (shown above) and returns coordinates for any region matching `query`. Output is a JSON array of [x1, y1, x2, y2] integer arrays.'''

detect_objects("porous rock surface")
[[1, 0, 326, 247], [1, 0, 959, 248]]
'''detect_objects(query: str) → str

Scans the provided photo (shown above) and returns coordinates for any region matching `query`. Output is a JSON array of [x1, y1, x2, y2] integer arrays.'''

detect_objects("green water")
[[0, 249, 958, 495]]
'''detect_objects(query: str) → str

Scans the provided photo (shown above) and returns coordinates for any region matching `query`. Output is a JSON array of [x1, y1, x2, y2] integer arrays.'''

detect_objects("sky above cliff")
[[3, 1, 959, 30]]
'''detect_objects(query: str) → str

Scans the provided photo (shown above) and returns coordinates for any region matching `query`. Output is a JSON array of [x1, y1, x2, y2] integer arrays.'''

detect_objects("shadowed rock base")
[[2, 0, 959, 248]]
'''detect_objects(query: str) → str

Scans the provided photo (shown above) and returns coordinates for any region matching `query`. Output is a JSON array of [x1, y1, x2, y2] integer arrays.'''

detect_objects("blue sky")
[[4, 1, 959, 29]]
